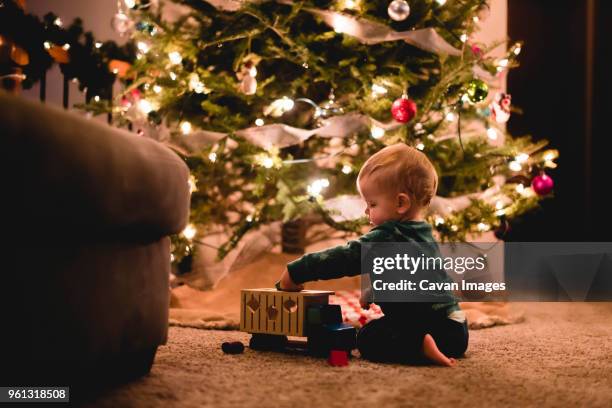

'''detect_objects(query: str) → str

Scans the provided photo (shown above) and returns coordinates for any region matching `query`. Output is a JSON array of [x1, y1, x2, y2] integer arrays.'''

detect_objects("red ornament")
[[391, 96, 417, 123], [531, 173, 554, 196], [471, 44, 484, 59]]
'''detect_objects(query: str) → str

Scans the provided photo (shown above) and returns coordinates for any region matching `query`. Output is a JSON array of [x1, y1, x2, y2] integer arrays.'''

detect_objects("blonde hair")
[[357, 143, 438, 208]]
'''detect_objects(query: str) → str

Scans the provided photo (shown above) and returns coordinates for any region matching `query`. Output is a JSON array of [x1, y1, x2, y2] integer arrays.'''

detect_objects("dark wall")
[[506, 0, 611, 241]]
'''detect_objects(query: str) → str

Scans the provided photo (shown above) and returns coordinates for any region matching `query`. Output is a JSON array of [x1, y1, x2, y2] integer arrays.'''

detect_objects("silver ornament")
[[388, 0, 411, 21], [111, 11, 133, 35]]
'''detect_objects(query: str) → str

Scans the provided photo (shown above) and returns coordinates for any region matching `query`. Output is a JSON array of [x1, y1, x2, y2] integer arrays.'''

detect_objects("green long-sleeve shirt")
[[287, 220, 461, 319]]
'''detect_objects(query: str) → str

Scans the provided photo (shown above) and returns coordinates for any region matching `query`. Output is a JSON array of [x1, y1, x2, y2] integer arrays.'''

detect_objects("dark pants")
[[356, 314, 469, 364]]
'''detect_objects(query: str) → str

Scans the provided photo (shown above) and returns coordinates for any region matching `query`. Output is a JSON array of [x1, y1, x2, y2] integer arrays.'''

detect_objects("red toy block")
[[328, 350, 349, 367]]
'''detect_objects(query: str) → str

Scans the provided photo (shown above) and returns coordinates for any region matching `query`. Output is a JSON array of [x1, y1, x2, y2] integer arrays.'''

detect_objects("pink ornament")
[[531, 173, 554, 196], [391, 96, 417, 123], [471, 44, 484, 59]]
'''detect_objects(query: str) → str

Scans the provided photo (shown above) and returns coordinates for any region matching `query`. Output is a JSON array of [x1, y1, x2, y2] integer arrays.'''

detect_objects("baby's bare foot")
[[422, 334, 456, 367]]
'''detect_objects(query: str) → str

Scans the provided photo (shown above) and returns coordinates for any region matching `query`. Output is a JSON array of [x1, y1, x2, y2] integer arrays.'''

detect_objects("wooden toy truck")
[[239, 288, 356, 356]]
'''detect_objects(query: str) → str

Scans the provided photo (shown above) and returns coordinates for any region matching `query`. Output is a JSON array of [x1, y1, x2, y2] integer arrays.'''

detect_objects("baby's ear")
[[397, 193, 411, 214]]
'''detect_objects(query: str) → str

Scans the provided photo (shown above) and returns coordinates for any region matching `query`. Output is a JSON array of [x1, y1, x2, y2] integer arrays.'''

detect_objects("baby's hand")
[[278, 268, 304, 292], [360, 287, 372, 309]]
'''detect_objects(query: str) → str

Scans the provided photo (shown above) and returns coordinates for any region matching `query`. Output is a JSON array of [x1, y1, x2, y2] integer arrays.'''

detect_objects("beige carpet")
[[82, 302, 612, 408], [169, 252, 524, 330]]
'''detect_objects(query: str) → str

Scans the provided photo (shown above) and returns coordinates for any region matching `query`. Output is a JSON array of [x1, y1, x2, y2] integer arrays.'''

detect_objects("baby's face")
[[358, 178, 399, 226]]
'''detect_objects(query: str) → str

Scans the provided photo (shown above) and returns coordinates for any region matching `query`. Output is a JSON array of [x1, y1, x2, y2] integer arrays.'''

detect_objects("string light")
[[434, 216, 445, 226], [208, 152, 217, 162], [508, 161, 522, 172], [246, 214, 254, 223], [307, 178, 330, 197], [371, 84, 388, 97], [436, 0, 447, 5], [477, 222, 490, 232], [153, 85, 162, 94], [182, 224, 197, 240], [180, 121, 192, 135], [169, 72, 177, 80], [342, 0, 358, 10], [137, 41, 150, 53], [93, 95, 100, 102], [264, 97, 295, 117], [62, 43, 70, 50], [460, 33, 468, 43], [255, 118, 264, 126], [515, 153, 529, 163], [124, 0, 136, 8], [515, 184, 525, 194], [371, 125, 385, 139], [43, 41, 51, 50], [53, 17, 63, 27], [261, 157, 274, 169], [342, 164, 352, 174], [487, 127, 498, 140], [95, 42, 102, 49], [138, 99, 154, 114], [416, 142, 425, 151], [168, 51, 182, 65], [188, 175, 198, 193], [445, 112, 456, 122]]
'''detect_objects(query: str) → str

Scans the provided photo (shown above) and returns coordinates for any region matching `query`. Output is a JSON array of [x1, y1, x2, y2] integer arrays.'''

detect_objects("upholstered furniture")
[[0, 90, 190, 386]]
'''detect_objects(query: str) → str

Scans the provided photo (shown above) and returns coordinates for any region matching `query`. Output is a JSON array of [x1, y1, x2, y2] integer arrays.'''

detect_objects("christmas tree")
[[109, 0, 558, 262]]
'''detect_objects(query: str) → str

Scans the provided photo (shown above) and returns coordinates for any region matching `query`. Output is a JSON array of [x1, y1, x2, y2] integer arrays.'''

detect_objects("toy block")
[[221, 341, 245, 354], [240, 289, 334, 337], [306, 304, 343, 327], [307, 323, 357, 355], [249, 333, 288, 351], [328, 350, 349, 367]]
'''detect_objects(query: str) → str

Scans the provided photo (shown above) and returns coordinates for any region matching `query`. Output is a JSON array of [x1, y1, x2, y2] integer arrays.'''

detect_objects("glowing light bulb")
[[208, 152, 217, 162], [508, 161, 522, 172], [180, 121, 192, 135], [434, 216, 445, 226], [416, 142, 425, 151], [371, 84, 388, 97], [95, 42, 102, 49], [169, 72, 177, 80], [487, 127, 498, 140], [124, 0, 136, 8], [460, 33, 468, 43], [371, 126, 385, 139], [138, 99, 154, 114], [516, 153, 529, 163], [54, 17, 63, 27], [255, 118, 264, 126], [168, 51, 182, 65], [153, 85, 162, 94], [498, 58, 509, 68], [43, 41, 51, 50], [246, 214, 254, 223], [308, 179, 330, 196], [62, 43, 70, 50], [93, 95, 100, 102], [477, 222, 490, 232], [188, 176, 198, 193], [137, 41, 150, 53], [182, 224, 197, 240], [445, 112, 456, 122], [436, 0, 447, 5], [262, 157, 274, 169]]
